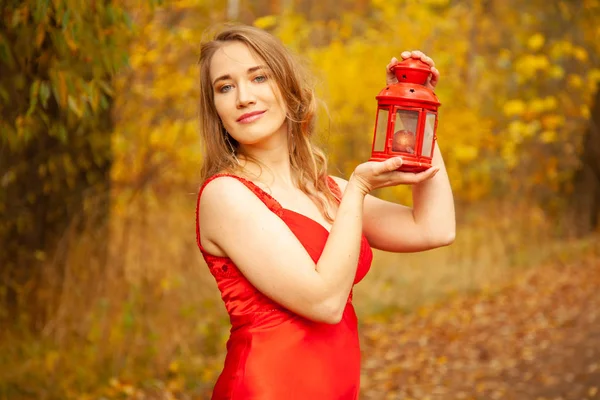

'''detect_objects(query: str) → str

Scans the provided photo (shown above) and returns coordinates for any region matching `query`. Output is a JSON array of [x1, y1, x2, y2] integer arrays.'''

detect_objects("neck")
[[237, 130, 295, 187]]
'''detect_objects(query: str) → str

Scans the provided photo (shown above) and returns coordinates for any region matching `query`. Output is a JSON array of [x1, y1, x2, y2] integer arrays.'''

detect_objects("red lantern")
[[369, 58, 441, 172]]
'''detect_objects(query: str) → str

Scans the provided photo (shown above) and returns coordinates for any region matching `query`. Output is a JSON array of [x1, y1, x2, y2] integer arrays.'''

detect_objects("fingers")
[[386, 57, 400, 85], [399, 50, 435, 68], [391, 52, 439, 87], [386, 57, 399, 71], [397, 50, 439, 89], [374, 156, 403, 175], [392, 166, 439, 184], [428, 66, 440, 89]]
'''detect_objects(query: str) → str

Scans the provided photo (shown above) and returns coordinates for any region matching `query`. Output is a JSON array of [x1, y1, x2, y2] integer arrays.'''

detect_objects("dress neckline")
[[209, 173, 333, 233]]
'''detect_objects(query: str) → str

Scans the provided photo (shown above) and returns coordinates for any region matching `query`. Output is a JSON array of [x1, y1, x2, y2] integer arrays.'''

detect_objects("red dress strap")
[[195, 173, 284, 251]]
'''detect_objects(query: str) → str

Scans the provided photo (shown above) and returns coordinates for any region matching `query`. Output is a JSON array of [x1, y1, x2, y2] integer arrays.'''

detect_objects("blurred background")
[[1, 0, 599, 399]]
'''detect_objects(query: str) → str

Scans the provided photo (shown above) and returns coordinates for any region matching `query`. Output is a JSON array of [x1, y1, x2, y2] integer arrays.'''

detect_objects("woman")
[[196, 24, 455, 399]]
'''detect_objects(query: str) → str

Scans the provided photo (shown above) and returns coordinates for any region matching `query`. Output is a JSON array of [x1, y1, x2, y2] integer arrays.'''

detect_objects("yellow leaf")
[[541, 114, 564, 130], [529, 98, 546, 113], [35, 24, 46, 49], [253, 15, 278, 30], [573, 46, 588, 62], [503, 99, 526, 117], [543, 96, 557, 110], [454, 145, 478, 162], [581, 105, 590, 119], [428, 0, 450, 5], [527, 33, 545, 51], [549, 65, 565, 79], [57, 71, 67, 107], [64, 31, 78, 52], [122, 385, 135, 396], [567, 74, 583, 88], [588, 68, 600, 84], [525, 120, 541, 137], [161, 277, 172, 293], [540, 130, 557, 143], [534, 55, 550, 70], [169, 360, 179, 373], [45, 350, 59, 372]]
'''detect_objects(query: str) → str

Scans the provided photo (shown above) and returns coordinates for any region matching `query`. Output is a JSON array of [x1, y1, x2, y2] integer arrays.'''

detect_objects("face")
[[210, 41, 288, 147]]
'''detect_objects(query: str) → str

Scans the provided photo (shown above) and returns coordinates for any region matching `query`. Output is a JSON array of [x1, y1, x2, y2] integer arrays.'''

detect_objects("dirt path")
[[359, 258, 600, 399]]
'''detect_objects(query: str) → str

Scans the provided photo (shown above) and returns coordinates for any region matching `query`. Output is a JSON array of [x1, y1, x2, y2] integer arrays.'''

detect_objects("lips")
[[237, 110, 266, 123]]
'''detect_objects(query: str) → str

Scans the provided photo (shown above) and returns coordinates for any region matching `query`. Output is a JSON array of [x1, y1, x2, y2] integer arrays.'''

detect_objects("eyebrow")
[[212, 65, 268, 87]]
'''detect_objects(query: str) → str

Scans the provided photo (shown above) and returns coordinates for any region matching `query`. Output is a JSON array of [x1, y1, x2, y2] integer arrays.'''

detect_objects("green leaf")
[[39, 82, 51, 108], [0, 86, 9, 103], [96, 79, 114, 96], [57, 124, 67, 144], [34, 0, 50, 23], [67, 96, 83, 118], [61, 9, 71, 30], [0, 35, 15, 68], [26, 80, 40, 116]]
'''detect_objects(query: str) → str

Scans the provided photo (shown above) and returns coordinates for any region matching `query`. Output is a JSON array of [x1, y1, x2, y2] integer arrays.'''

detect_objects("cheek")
[[213, 97, 225, 116], [213, 98, 231, 126]]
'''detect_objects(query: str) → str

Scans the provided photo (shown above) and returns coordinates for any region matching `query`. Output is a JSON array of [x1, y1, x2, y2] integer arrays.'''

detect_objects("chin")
[[236, 123, 286, 144]]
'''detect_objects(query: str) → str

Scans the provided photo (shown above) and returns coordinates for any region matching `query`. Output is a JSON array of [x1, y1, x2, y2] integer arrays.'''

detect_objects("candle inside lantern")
[[392, 129, 416, 154]]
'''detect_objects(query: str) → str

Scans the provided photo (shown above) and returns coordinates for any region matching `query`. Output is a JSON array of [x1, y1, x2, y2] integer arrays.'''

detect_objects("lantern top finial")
[[391, 59, 431, 85]]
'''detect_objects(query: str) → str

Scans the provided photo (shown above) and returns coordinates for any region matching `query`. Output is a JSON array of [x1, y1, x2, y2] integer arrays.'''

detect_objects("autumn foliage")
[[1, 0, 599, 399]]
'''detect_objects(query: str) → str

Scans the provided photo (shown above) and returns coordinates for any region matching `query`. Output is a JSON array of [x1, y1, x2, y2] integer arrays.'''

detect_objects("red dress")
[[196, 174, 373, 399]]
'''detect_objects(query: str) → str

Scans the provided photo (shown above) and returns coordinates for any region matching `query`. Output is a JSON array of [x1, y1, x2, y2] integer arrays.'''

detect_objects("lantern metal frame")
[[369, 59, 441, 173]]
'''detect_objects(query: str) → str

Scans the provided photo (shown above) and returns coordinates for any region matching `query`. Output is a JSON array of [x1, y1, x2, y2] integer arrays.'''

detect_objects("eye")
[[219, 84, 233, 93], [253, 75, 267, 83]]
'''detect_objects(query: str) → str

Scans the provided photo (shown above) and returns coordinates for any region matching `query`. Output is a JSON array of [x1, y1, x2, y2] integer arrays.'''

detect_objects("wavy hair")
[[198, 24, 338, 221]]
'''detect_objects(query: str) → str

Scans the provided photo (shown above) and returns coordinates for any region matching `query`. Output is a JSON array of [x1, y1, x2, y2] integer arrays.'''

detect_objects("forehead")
[[209, 41, 265, 80]]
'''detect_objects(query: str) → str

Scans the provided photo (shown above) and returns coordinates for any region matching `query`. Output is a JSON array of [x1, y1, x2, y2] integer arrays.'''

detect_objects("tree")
[[570, 87, 600, 236], [0, 0, 138, 326]]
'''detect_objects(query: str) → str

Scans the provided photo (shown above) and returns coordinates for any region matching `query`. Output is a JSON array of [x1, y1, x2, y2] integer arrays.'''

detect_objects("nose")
[[236, 82, 256, 109]]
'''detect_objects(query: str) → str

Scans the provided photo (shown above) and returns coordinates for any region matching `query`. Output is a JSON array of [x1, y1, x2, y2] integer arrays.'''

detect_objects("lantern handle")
[[391, 59, 431, 85]]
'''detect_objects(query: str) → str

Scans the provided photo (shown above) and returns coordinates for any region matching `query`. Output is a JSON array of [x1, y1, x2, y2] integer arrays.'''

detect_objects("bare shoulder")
[[200, 176, 251, 209], [198, 176, 269, 253], [199, 176, 270, 224]]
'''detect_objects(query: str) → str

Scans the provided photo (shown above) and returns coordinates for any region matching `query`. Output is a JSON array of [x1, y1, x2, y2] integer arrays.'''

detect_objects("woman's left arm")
[[331, 143, 455, 253]]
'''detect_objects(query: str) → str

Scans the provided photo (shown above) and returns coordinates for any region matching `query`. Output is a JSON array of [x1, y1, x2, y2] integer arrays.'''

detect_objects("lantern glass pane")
[[422, 113, 436, 157], [392, 109, 418, 154], [374, 108, 389, 152]]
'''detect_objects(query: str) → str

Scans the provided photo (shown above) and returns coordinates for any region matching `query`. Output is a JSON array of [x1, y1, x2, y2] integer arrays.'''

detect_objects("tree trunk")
[[569, 88, 600, 237], [0, 112, 112, 329]]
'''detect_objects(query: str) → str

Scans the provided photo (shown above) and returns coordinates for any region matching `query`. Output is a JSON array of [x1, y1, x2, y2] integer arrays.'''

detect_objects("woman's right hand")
[[349, 157, 439, 195]]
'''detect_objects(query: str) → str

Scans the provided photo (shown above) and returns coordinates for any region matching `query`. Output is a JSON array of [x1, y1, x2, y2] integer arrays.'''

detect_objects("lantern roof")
[[376, 59, 441, 108]]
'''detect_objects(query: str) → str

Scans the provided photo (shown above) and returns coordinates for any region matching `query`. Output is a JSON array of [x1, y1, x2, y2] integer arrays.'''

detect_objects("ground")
[[360, 258, 600, 400]]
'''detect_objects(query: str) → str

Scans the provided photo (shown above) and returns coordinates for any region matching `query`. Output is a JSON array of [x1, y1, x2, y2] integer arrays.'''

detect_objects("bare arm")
[[200, 176, 366, 324], [199, 159, 437, 324], [332, 142, 455, 253]]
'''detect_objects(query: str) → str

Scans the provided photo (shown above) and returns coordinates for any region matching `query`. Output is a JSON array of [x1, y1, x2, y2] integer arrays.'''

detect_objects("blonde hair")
[[198, 24, 338, 221]]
